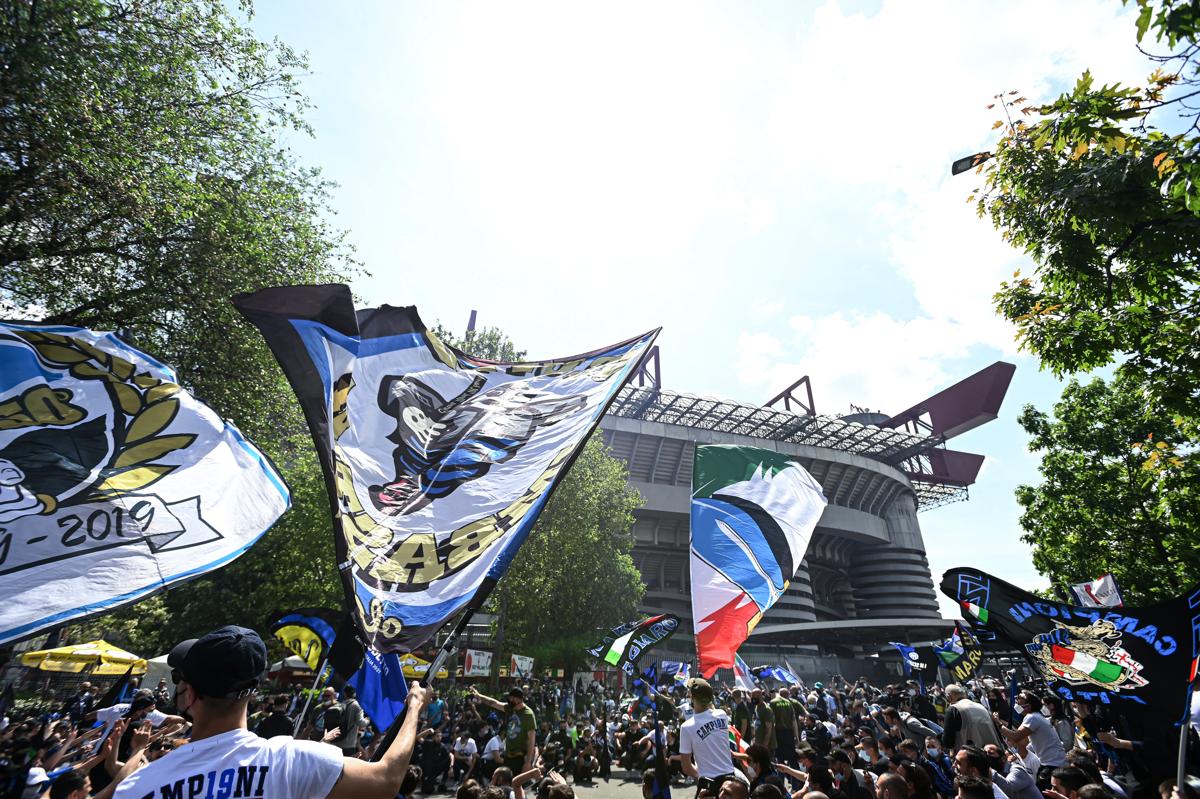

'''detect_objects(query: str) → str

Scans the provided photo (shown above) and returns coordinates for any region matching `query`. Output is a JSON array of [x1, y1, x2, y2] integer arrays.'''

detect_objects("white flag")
[[1070, 573, 1124, 608], [0, 323, 289, 644]]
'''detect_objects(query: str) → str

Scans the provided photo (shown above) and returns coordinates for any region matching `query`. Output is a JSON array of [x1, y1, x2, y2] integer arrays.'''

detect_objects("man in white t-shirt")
[[678, 678, 735, 795], [450, 730, 479, 783], [112, 625, 429, 799], [993, 692, 1066, 790]]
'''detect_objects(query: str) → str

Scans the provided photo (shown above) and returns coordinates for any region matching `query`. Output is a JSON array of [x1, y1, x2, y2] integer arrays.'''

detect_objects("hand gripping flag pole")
[[369, 608, 474, 762]]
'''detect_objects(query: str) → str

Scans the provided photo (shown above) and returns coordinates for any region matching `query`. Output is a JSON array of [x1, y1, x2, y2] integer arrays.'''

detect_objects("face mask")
[[908, 689, 917, 697], [1041, 706, 1053, 716], [926, 748, 939, 759], [987, 756, 1005, 771], [858, 750, 869, 762]]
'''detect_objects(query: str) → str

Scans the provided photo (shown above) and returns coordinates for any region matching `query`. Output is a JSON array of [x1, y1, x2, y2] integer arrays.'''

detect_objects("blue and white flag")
[[754, 665, 802, 686], [346, 648, 410, 731], [660, 661, 691, 684], [236, 285, 658, 652], [0, 323, 289, 645]]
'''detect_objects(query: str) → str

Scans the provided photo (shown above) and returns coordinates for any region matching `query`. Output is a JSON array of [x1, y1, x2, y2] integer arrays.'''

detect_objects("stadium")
[[597, 352, 1015, 679]]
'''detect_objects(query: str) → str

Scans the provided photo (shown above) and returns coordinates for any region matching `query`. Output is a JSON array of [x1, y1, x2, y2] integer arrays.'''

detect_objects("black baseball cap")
[[507, 687, 524, 699], [168, 625, 266, 699]]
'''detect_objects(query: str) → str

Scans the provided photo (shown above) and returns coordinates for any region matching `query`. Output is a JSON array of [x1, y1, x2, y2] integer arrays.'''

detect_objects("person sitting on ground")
[[874, 772, 909, 799], [111, 625, 430, 799], [1044, 767, 1091, 799], [955, 777, 994, 799], [717, 777, 750, 799], [458, 778, 484, 799], [951, 746, 1005, 799]]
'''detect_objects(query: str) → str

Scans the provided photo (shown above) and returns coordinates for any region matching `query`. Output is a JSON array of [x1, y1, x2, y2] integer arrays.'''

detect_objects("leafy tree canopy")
[[1015, 373, 1199, 602], [975, 0, 1200, 594], [1, 0, 353, 647], [979, 0, 1200, 428]]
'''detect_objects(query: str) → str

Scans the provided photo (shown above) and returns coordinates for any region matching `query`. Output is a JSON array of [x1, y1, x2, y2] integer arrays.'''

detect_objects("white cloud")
[[736, 0, 1151, 412]]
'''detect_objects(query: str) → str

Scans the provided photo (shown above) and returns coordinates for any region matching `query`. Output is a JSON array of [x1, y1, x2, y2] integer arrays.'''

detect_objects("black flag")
[[941, 567, 1199, 780], [96, 667, 132, 710]]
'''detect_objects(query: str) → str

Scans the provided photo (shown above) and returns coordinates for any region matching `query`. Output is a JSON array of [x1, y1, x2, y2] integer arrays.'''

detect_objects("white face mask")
[[1041, 706, 1053, 716]]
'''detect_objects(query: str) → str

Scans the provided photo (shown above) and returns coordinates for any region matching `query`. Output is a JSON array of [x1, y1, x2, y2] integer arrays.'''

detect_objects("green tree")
[[489, 435, 645, 669], [978, 0, 1200, 422], [1015, 373, 1200, 602], [432, 326, 646, 671], [431, 322, 527, 362], [0, 0, 353, 641], [974, 0, 1200, 590]]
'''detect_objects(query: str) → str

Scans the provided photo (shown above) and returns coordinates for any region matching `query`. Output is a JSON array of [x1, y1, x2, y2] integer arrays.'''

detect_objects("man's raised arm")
[[327, 683, 431, 799], [469, 685, 507, 712]]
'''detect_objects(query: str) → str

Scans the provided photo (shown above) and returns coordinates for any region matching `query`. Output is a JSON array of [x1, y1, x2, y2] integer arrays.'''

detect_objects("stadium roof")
[[607, 385, 968, 510]]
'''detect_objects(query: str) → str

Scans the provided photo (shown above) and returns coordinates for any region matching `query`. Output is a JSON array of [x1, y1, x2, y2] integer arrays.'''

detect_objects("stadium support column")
[[848, 493, 940, 618]]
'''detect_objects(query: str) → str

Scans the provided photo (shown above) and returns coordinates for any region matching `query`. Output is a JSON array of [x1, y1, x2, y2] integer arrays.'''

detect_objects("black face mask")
[[987, 756, 1005, 772], [174, 684, 194, 723]]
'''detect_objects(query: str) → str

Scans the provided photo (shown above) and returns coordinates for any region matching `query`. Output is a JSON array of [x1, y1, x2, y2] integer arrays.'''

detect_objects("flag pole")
[[370, 607, 474, 762], [1178, 685, 1194, 789], [293, 654, 331, 737]]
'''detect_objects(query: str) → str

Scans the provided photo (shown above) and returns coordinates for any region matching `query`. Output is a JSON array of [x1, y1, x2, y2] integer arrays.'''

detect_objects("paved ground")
[[420, 770, 680, 799]]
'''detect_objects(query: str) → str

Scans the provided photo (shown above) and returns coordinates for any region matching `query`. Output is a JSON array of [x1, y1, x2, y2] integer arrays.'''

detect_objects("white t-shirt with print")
[[483, 735, 503, 762], [113, 728, 344, 799], [679, 708, 734, 779], [453, 738, 478, 758]]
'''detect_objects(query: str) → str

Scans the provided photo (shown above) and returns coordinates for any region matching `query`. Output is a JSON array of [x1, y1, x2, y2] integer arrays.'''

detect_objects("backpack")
[[322, 702, 345, 742]]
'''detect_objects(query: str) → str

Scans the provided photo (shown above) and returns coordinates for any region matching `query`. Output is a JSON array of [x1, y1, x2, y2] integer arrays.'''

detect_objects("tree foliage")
[[975, 0, 1200, 591], [0, 0, 353, 644], [432, 326, 646, 670], [1015, 374, 1200, 603]]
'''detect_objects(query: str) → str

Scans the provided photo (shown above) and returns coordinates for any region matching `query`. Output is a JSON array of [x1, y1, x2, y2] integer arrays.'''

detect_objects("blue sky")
[[249, 0, 1153, 615]]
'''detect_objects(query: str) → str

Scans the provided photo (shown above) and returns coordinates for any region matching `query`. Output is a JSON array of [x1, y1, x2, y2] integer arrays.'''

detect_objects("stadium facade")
[[597, 358, 1015, 673]]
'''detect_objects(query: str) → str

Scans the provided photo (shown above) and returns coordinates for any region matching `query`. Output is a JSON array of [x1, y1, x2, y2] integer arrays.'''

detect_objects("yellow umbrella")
[[20, 639, 147, 675], [399, 653, 448, 680]]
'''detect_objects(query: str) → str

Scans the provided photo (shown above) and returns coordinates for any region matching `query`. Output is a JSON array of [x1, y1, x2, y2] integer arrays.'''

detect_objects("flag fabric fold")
[[235, 284, 658, 652], [0, 322, 289, 645], [690, 445, 827, 677]]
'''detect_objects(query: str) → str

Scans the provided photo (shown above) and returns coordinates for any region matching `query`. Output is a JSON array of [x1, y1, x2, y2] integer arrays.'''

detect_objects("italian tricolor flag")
[[602, 614, 670, 666], [1050, 645, 1122, 684], [961, 601, 988, 624]]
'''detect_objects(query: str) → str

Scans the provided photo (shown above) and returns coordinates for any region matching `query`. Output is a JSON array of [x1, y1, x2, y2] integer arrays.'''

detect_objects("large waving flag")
[[0, 323, 288, 645], [588, 614, 680, 675], [236, 285, 658, 652], [941, 567, 1200, 782], [690, 445, 827, 677]]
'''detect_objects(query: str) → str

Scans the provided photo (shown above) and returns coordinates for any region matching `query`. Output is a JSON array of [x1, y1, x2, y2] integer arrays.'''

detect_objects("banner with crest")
[[235, 284, 658, 653], [0, 323, 289, 645], [941, 567, 1200, 779]]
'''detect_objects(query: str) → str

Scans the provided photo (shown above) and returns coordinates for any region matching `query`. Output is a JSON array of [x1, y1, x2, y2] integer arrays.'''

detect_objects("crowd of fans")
[[1, 647, 1195, 799]]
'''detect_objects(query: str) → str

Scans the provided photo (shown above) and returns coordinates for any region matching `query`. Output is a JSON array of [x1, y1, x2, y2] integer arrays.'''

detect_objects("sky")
[[249, 0, 1154, 616]]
